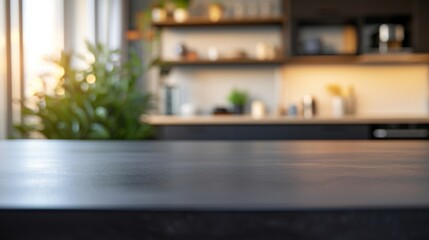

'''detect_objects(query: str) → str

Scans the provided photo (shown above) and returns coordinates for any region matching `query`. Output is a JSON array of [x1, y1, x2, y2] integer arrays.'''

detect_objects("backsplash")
[[166, 67, 280, 115], [282, 65, 429, 116]]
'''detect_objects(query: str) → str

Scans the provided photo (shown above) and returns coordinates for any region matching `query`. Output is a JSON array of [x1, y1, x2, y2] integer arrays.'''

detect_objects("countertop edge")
[[143, 115, 429, 125]]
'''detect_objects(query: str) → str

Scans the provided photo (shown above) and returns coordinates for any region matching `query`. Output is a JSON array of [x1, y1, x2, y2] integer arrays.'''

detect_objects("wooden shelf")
[[285, 54, 429, 65], [161, 59, 285, 66], [358, 53, 429, 64], [152, 17, 285, 28], [286, 55, 358, 64]]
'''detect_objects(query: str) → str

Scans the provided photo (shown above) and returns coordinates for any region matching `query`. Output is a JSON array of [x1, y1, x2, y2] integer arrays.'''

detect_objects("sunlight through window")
[[23, 0, 64, 97]]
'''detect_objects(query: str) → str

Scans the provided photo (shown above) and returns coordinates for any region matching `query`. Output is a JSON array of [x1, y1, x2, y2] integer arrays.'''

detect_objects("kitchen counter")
[[1, 140, 429, 239], [147, 115, 429, 140], [146, 114, 429, 125]]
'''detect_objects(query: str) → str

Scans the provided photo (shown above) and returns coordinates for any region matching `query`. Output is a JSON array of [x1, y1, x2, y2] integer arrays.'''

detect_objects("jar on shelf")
[[173, 8, 189, 23], [208, 2, 224, 22], [151, 5, 167, 22]]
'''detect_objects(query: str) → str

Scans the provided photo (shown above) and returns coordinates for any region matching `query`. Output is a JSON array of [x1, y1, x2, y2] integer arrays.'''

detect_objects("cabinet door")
[[413, 0, 429, 52], [363, 0, 413, 16], [156, 125, 371, 140], [291, 0, 364, 19]]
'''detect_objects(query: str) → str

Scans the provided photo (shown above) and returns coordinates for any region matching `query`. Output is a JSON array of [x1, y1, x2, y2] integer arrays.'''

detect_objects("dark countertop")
[[2, 140, 429, 239], [1, 140, 429, 211]]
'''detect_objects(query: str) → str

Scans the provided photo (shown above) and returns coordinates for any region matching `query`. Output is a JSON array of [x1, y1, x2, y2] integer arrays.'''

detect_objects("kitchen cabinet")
[[153, 123, 429, 140], [362, 0, 413, 16], [290, 0, 361, 57], [413, 0, 429, 53], [291, 0, 364, 19], [155, 124, 371, 140], [289, 0, 429, 57], [291, 0, 413, 19], [127, 0, 429, 63]]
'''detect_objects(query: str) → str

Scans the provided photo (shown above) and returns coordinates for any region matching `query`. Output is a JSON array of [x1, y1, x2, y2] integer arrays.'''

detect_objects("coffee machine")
[[379, 24, 405, 53]]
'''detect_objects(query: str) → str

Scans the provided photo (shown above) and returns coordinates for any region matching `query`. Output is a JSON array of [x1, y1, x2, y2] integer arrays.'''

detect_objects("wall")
[[161, 27, 283, 114], [282, 65, 429, 116]]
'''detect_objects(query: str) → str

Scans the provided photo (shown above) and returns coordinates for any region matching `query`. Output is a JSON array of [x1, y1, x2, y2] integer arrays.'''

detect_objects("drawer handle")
[[373, 129, 428, 139]]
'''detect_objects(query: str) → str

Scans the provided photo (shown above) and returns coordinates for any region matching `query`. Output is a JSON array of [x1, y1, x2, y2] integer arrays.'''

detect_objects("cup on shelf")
[[256, 42, 276, 60], [173, 8, 189, 23], [209, 2, 224, 22], [152, 7, 167, 22], [208, 47, 220, 61]]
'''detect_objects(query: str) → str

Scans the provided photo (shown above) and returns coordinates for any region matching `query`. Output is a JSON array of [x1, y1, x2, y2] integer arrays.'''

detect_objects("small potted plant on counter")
[[228, 89, 248, 115]]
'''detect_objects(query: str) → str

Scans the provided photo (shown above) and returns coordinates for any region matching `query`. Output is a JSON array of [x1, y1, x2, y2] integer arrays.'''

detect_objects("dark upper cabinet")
[[413, 0, 429, 52], [290, 0, 429, 54], [362, 0, 413, 16], [291, 0, 364, 19], [291, 0, 414, 19]]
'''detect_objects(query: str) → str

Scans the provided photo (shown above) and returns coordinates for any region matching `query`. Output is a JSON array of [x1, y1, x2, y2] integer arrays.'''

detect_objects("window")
[[22, 0, 64, 97], [0, 0, 124, 139]]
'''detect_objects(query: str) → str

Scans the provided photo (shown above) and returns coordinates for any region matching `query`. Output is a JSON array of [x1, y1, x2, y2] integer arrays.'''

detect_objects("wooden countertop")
[[1, 140, 429, 210], [145, 114, 429, 125]]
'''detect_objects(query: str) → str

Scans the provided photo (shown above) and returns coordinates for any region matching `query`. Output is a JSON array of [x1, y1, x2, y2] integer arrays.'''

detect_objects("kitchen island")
[[146, 115, 429, 140], [1, 140, 429, 239]]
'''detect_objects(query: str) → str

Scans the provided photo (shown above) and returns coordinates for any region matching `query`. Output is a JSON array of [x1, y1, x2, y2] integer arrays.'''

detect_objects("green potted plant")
[[14, 42, 153, 139], [228, 89, 248, 115]]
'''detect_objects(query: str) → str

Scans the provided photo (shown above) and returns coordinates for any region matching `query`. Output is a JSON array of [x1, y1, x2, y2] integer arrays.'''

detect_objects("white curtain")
[[63, 0, 123, 69], [66, 0, 123, 54], [23, 0, 64, 97], [97, 0, 123, 51], [0, 0, 6, 139]]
